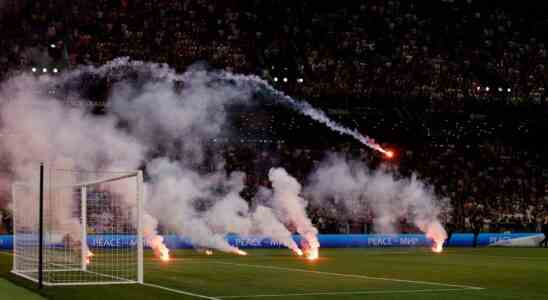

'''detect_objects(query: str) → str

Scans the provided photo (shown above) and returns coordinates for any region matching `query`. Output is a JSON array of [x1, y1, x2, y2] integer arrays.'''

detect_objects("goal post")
[[12, 165, 144, 286]]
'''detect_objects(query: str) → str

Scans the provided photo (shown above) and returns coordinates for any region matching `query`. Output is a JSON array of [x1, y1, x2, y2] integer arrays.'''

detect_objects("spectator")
[[540, 215, 548, 248]]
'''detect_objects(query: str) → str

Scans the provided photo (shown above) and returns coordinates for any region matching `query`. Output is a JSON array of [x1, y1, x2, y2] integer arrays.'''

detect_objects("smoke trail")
[[306, 154, 449, 251], [61, 58, 388, 155], [268, 168, 319, 259], [63, 58, 389, 156], [219, 72, 389, 155]]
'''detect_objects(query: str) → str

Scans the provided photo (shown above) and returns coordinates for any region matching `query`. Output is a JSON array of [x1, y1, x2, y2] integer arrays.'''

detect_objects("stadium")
[[0, 1, 547, 299]]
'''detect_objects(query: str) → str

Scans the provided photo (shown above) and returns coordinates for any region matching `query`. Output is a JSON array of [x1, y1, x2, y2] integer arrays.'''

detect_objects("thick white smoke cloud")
[[268, 168, 319, 258], [251, 205, 302, 254], [146, 158, 303, 254], [0, 61, 311, 257], [0, 74, 145, 249], [0, 58, 445, 258], [145, 158, 245, 253], [107, 65, 252, 164], [105, 67, 302, 254], [0, 75, 145, 177], [306, 154, 449, 249]]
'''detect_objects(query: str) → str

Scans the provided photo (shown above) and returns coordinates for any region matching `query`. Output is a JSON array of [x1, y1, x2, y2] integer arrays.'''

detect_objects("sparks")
[[295, 249, 304, 256], [384, 150, 394, 158]]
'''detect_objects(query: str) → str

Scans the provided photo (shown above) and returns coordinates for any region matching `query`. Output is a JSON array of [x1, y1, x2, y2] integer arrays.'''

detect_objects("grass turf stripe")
[[209, 261, 485, 290], [216, 288, 476, 299], [0, 278, 46, 300]]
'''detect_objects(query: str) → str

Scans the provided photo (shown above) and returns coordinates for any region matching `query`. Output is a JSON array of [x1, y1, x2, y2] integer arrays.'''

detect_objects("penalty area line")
[[210, 261, 485, 291], [143, 282, 223, 300], [216, 288, 476, 299]]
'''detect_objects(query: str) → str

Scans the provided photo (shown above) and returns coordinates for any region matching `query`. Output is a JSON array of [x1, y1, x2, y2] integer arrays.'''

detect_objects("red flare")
[[149, 236, 171, 262], [306, 248, 319, 261], [160, 248, 170, 261], [85, 250, 94, 265]]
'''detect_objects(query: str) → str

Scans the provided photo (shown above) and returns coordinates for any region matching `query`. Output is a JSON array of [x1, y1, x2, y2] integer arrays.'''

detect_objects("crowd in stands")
[[221, 138, 547, 234], [2, 0, 548, 107], [0, 0, 547, 234]]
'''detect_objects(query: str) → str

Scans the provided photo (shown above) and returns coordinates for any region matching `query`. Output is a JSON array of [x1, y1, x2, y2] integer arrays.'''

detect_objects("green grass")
[[0, 278, 46, 300], [1, 247, 547, 299]]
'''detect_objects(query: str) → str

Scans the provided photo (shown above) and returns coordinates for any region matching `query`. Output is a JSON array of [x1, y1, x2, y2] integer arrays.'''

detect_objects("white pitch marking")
[[217, 288, 476, 299], [143, 282, 223, 300], [210, 261, 485, 290]]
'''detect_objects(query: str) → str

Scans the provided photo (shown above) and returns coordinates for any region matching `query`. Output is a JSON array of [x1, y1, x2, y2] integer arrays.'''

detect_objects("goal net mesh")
[[12, 167, 143, 286]]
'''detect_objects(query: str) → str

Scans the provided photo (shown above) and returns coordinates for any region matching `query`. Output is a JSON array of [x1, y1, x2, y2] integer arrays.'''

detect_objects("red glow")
[[85, 251, 94, 265], [306, 249, 319, 261]]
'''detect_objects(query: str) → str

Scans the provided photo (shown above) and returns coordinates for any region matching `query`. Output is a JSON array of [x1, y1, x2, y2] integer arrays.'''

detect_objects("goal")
[[12, 165, 144, 286]]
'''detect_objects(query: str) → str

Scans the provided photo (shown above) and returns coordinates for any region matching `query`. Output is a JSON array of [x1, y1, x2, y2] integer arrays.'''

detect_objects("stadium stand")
[[0, 0, 546, 234]]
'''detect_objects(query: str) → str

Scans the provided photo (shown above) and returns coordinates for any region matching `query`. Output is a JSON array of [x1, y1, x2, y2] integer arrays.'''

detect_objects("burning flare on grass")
[[85, 250, 94, 265], [149, 235, 171, 262], [205, 250, 213, 256], [431, 240, 444, 253], [306, 248, 319, 261], [301, 239, 320, 261], [303, 234, 320, 261], [159, 246, 171, 261], [236, 249, 248, 256], [424, 221, 447, 254], [144, 216, 171, 262], [295, 249, 304, 256]]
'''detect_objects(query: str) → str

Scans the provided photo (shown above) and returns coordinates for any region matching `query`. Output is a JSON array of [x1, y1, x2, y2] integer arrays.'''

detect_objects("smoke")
[[267, 168, 319, 258], [306, 154, 449, 249], [219, 72, 389, 155], [0, 58, 445, 258], [145, 158, 245, 253], [251, 205, 302, 255], [107, 64, 251, 164], [0, 74, 144, 176], [0, 74, 145, 250]]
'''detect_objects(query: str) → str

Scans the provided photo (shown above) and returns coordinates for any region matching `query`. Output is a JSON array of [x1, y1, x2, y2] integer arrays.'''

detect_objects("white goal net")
[[12, 167, 144, 286]]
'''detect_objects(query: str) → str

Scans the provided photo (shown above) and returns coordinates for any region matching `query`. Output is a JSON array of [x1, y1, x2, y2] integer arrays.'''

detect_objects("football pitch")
[[1, 247, 547, 300]]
